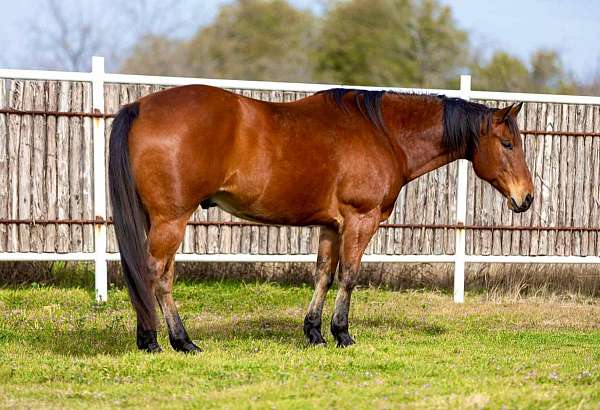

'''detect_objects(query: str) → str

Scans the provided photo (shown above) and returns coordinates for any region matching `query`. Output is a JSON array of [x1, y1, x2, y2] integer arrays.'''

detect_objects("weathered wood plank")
[[0, 79, 7, 251], [82, 83, 94, 252], [423, 170, 437, 255], [69, 82, 83, 252], [393, 186, 405, 254], [556, 104, 569, 255], [402, 181, 416, 254], [17, 82, 34, 252], [30, 81, 46, 252], [547, 103, 560, 255], [207, 207, 220, 254], [446, 161, 457, 254], [580, 106, 594, 255], [104, 84, 120, 252], [537, 103, 551, 255], [56, 82, 71, 252], [572, 105, 585, 255], [44, 82, 58, 252], [433, 165, 446, 255], [592, 106, 600, 256], [7, 81, 24, 252], [218, 208, 232, 254]]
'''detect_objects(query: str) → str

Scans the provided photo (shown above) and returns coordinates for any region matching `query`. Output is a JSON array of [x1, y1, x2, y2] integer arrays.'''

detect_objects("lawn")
[[0, 281, 599, 409]]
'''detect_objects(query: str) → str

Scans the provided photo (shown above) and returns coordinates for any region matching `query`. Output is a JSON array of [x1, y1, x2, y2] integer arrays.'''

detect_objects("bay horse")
[[108, 85, 533, 353]]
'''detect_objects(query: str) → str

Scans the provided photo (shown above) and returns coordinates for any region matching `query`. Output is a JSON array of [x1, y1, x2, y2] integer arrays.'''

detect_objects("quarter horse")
[[108, 85, 533, 353]]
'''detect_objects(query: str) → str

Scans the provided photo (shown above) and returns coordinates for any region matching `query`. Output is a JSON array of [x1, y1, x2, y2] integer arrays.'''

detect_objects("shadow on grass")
[[9, 313, 447, 357], [12, 327, 135, 357]]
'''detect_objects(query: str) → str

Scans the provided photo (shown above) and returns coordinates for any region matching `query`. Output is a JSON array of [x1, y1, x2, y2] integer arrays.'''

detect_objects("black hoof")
[[176, 341, 202, 354], [335, 333, 355, 348], [306, 328, 327, 345], [137, 327, 162, 353], [304, 314, 326, 345], [331, 321, 355, 348], [170, 337, 202, 354], [145, 342, 163, 353]]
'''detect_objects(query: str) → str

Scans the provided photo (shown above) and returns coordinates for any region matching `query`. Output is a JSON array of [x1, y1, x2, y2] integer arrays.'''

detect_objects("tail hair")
[[108, 102, 155, 329]]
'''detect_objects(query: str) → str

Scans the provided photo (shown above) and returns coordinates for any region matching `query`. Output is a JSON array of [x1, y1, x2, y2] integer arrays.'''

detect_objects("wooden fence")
[[0, 58, 599, 302], [1, 80, 598, 256]]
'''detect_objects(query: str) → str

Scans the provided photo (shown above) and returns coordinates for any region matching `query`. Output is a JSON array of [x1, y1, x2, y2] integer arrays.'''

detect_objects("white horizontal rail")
[[2, 66, 600, 104], [0, 252, 97, 261], [104, 72, 462, 96], [465, 255, 600, 264], [470, 90, 600, 105], [0, 68, 93, 82]]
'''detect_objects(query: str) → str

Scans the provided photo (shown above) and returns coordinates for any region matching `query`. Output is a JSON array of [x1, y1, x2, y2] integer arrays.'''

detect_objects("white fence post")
[[453, 74, 471, 303], [92, 56, 108, 302]]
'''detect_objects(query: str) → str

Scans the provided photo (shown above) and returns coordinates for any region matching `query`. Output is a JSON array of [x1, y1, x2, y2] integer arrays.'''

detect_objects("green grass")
[[0, 281, 599, 409]]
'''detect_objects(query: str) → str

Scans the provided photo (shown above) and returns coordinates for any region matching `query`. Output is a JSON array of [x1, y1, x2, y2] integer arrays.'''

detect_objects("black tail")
[[108, 102, 154, 329]]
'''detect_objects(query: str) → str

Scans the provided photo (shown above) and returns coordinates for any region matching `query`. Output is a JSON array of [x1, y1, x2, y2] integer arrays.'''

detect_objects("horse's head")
[[471, 103, 534, 213]]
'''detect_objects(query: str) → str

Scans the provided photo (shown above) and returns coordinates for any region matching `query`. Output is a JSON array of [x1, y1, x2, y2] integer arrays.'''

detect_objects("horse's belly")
[[211, 183, 338, 227]]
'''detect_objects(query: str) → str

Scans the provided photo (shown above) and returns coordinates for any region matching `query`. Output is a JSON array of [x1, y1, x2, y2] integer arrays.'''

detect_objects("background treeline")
[[119, 0, 597, 94]]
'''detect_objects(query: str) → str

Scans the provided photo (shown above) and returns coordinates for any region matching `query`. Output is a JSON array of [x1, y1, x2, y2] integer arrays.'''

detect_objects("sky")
[[0, 0, 598, 81]]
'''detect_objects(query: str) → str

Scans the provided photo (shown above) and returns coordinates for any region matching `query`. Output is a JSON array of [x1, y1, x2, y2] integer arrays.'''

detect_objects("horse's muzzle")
[[508, 193, 533, 213]]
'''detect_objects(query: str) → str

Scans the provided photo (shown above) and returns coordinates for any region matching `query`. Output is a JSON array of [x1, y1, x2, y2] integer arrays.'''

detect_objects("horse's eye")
[[501, 140, 513, 150]]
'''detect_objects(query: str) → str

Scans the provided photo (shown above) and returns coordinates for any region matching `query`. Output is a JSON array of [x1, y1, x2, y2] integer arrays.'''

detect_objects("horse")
[[108, 85, 533, 353]]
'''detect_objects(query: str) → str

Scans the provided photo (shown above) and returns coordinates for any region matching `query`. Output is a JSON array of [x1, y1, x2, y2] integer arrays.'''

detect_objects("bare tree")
[[22, 0, 191, 71], [23, 0, 111, 71]]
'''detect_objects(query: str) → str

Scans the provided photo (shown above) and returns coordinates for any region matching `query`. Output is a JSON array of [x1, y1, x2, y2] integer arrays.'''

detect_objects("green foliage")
[[473, 49, 578, 93], [122, 0, 468, 87], [1, 283, 600, 408], [123, 0, 317, 82], [186, 0, 317, 82], [120, 0, 590, 94], [314, 0, 417, 85], [472, 51, 531, 92], [315, 0, 467, 87], [121, 35, 192, 76]]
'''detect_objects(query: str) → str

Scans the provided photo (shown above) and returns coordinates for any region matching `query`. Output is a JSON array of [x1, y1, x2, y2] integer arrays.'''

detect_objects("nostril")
[[525, 193, 533, 206]]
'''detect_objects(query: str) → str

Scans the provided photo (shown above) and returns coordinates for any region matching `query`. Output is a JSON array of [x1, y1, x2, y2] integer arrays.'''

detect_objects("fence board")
[[0, 80, 7, 251], [31, 82, 46, 251], [44, 82, 58, 252], [56, 82, 71, 252], [105, 84, 119, 253], [82, 83, 94, 252], [69, 82, 83, 251], [7, 81, 23, 252]]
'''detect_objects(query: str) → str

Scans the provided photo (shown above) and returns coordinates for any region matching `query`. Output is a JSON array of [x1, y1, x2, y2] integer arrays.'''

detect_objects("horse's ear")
[[510, 102, 523, 117], [493, 104, 513, 124]]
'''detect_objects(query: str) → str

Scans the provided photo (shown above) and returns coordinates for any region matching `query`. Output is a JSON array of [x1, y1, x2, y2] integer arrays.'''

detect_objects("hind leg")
[[147, 217, 200, 353], [155, 254, 201, 353]]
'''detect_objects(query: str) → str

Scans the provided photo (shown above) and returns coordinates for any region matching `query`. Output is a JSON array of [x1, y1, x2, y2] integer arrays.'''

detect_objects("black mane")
[[318, 88, 514, 159], [317, 88, 388, 133], [440, 97, 491, 158]]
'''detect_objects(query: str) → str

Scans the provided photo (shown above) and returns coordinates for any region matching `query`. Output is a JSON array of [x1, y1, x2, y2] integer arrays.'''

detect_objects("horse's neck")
[[387, 97, 461, 182], [384, 101, 461, 182], [404, 137, 460, 182]]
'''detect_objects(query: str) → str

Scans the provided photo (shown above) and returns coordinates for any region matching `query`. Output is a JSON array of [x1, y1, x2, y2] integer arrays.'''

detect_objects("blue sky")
[[0, 0, 598, 81]]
